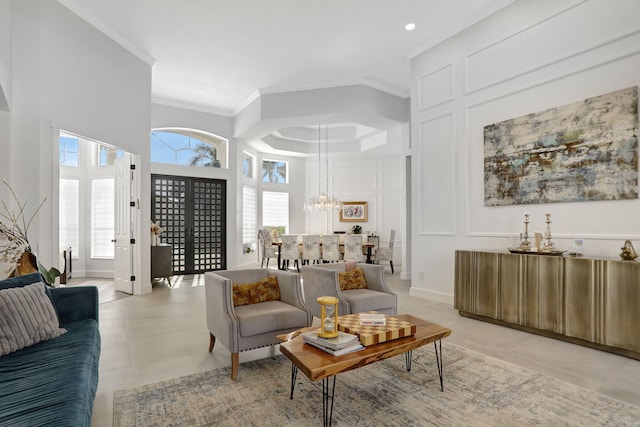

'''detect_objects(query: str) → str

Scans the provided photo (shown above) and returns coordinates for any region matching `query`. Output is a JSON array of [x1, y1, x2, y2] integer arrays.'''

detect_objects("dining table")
[[272, 240, 376, 270]]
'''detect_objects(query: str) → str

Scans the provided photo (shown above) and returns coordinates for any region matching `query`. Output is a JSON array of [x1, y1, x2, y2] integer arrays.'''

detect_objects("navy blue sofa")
[[0, 273, 101, 427]]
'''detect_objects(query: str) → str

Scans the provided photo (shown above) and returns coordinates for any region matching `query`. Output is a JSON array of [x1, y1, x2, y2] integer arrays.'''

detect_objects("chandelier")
[[304, 125, 343, 212]]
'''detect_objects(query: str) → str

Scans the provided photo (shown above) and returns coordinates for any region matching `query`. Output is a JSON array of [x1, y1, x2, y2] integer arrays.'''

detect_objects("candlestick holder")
[[541, 213, 556, 252], [517, 214, 532, 251]]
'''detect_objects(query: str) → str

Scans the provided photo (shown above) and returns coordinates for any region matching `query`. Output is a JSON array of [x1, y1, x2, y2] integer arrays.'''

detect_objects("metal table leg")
[[405, 349, 413, 371], [322, 376, 336, 427], [290, 363, 298, 399], [434, 340, 444, 391]]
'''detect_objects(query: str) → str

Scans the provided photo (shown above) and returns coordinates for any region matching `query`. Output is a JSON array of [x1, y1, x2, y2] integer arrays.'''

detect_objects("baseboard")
[[236, 260, 261, 269], [409, 287, 454, 305], [459, 311, 640, 361], [83, 270, 114, 279]]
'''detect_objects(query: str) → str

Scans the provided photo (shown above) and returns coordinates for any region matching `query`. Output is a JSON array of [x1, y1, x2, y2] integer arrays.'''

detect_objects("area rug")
[[113, 342, 640, 426]]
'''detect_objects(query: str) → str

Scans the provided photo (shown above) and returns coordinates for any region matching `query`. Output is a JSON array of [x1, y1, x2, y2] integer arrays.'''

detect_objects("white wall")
[[0, 0, 10, 112], [410, 0, 640, 303], [4, 0, 153, 292]]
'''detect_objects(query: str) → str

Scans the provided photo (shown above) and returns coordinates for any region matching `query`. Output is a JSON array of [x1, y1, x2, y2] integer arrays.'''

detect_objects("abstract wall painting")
[[484, 86, 638, 206], [340, 201, 368, 222]]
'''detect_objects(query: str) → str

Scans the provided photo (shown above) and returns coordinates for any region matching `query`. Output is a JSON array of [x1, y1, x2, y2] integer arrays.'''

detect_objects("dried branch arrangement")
[[0, 180, 46, 275]]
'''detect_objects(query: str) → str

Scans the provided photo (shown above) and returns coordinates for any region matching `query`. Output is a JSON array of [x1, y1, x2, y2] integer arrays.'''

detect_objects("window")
[[91, 179, 114, 258], [262, 191, 289, 235], [243, 152, 255, 178], [151, 129, 227, 168], [97, 143, 123, 166], [59, 179, 79, 258], [242, 186, 257, 252], [262, 160, 288, 183], [59, 135, 79, 167]]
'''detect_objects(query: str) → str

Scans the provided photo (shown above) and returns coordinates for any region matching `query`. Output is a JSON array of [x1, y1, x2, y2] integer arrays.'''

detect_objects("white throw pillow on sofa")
[[0, 282, 67, 357]]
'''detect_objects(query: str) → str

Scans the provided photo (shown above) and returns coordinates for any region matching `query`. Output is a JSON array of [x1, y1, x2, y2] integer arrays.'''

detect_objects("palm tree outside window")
[[151, 129, 227, 168], [262, 160, 287, 183], [189, 144, 221, 167]]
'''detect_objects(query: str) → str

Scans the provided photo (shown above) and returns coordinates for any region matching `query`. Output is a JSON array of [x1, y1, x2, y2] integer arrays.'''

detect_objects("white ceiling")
[[58, 0, 514, 153]]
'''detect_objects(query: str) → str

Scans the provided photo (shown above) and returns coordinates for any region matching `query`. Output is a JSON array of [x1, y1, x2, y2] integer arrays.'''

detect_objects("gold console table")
[[454, 250, 640, 360]]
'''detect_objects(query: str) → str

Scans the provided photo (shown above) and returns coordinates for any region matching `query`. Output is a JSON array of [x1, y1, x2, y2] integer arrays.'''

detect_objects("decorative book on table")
[[359, 313, 386, 326], [303, 339, 364, 356], [301, 330, 359, 350]]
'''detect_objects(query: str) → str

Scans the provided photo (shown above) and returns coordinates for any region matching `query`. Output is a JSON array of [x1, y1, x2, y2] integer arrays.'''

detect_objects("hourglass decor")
[[317, 296, 339, 338]]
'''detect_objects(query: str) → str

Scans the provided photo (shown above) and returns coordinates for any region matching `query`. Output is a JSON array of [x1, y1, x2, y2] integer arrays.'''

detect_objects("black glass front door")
[[151, 174, 226, 274]]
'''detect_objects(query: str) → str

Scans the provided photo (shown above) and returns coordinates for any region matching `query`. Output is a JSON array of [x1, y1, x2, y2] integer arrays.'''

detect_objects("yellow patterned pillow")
[[338, 268, 367, 291], [232, 276, 281, 306]]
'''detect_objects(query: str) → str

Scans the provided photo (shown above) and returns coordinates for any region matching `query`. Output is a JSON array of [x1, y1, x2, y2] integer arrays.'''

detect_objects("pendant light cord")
[[325, 124, 329, 197], [318, 125, 322, 195]]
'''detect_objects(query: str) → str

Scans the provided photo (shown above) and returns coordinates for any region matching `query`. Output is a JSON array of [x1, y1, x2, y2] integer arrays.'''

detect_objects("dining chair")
[[280, 234, 301, 272], [320, 234, 341, 262], [301, 235, 322, 265], [258, 229, 279, 268], [374, 229, 396, 273], [343, 234, 366, 262]]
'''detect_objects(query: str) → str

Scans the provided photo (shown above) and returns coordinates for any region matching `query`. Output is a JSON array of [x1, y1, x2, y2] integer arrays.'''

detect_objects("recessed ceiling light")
[[405, 23, 416, 31]]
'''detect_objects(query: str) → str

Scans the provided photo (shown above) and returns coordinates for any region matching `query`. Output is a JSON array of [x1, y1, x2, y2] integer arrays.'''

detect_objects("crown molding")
[[233, 90, 261, 116], [258, 78, 409, 98], [152, 96, 234, 118], [406, 0, 518, 59], [57, 0, 157, 67]]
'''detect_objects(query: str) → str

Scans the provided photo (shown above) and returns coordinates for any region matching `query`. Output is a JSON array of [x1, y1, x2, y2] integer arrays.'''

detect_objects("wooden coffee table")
[[278, 314, 452, 427]]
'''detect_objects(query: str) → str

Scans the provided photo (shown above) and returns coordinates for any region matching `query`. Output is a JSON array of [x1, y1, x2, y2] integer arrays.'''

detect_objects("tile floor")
[[89, 270, 640, 426]]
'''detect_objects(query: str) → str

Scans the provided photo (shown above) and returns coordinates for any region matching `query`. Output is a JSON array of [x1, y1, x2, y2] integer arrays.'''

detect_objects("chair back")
[[388, 229, 396, 249], [343, 234, 365, 262], [374, 230, 395, 273], [302, 235, 321, 261], [214, 268, 269, 284], [257, 229, 266, 252], [262, 229, 273, 244], [258, 229, 277, 260], [321, 235, 341, 261], [280, 234, 301, 260]]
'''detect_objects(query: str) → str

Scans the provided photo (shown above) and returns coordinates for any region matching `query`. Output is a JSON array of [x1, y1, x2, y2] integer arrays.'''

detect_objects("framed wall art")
[[484, 86, 638, 206], [340, 201, 368, 222]]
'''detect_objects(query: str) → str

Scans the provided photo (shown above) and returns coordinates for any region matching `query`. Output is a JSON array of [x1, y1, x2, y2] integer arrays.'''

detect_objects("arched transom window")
[[150, 128, 228, 168]]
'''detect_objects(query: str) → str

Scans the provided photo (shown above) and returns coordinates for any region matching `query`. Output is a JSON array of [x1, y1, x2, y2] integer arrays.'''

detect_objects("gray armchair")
[[205, 269, 312, 380], [301, 263, 397, 318]]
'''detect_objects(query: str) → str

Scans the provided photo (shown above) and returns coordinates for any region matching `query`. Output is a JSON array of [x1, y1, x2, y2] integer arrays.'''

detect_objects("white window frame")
[[59, 178, 80, 259], [261, 159, 288, 184], [262, 191, 289, 235], [150, 128, 228, 168], [242, 186, 257, 252], [59, 135, 79, 167], [91, 178, 115, 259], [243, 151, 255, 179]]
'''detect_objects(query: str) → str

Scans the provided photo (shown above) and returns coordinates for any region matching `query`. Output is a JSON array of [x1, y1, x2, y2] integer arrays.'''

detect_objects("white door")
[[113, 153, 135, 294]]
